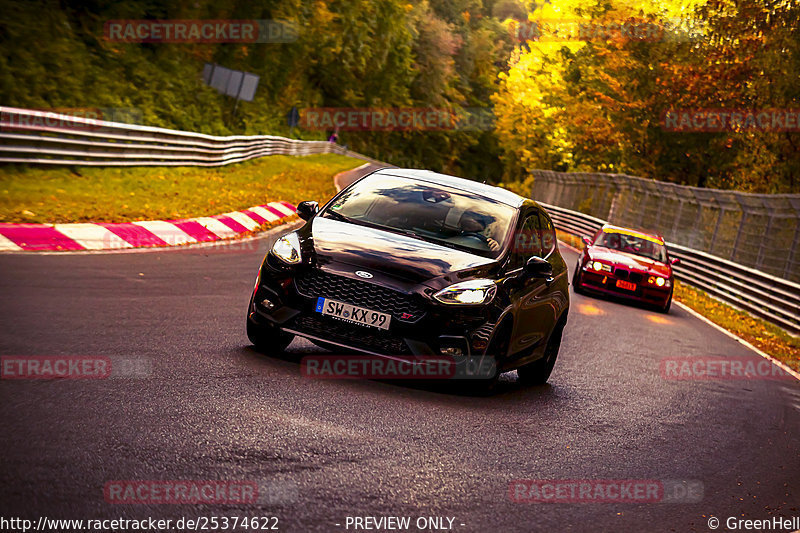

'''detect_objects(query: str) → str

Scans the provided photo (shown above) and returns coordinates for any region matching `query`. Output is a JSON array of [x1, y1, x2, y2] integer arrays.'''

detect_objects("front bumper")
[[577, 269, 670, 306], [251, 267, 498, 358]]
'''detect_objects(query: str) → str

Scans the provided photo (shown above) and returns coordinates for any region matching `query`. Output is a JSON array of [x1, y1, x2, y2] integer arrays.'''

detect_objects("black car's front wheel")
[[517, 316, 565, 385], [247, 318, 294, 352]]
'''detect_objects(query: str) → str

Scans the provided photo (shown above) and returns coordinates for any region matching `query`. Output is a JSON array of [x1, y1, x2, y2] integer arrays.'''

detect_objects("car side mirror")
[[670, 257, 681, 265], [524, 256, 553, 279], [296, 201, 319, 221], [581, 236, 592, 246]]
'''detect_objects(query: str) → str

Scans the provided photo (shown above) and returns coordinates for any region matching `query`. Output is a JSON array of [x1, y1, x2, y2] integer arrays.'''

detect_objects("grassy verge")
[[556, 229, 586, 252], [673, 280, 800, 368], [0, 154, 362, 223], [556, 229, 800, 369]]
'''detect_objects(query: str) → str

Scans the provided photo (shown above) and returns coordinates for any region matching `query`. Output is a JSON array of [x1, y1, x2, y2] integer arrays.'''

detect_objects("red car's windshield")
[[594, 231, 667, 263]]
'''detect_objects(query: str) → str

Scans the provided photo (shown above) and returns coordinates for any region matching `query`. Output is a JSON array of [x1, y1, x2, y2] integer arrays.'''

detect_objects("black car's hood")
[[306, 217, 497, 286]]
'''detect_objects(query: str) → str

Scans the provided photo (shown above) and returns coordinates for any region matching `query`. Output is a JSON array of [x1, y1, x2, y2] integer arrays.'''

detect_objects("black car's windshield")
[[323, 174, 516, 257], [594, 231, 667, 263]]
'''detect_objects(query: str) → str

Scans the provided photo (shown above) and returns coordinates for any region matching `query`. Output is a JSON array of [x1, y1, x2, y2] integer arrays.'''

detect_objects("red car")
[[572, 224, 680, 313]]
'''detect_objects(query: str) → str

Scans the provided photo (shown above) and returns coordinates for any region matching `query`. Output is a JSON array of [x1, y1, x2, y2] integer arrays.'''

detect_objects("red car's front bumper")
[[577, 269, 671, 307]]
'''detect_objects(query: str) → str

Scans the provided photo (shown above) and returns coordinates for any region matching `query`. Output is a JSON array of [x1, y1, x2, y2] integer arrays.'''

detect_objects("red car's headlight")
[[590, 261, 612, 272]]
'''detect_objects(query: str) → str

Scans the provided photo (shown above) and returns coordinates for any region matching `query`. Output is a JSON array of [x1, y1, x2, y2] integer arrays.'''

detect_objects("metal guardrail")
[[0, 106, 376, 166], [541, 202, 800, 336]]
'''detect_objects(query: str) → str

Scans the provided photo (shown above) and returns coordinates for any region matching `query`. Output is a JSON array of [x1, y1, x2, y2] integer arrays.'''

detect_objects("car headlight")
[[647, 276, 670, 287], [590, 261, 612, 272], [271, 232, 301, 264], [434, 279, 497, 305]]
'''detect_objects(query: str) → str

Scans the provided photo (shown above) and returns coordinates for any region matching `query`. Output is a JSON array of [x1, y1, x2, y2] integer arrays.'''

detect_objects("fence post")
[[756, 198, 772, 269], [671, 200, 684, 242], [710, 208, 725, 256], [730, 195, 748, 263], [785, 198, 800, 280], [636, 186, 649, 228]]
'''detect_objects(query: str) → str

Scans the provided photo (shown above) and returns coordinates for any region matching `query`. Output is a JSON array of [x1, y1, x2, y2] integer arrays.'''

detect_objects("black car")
[[247, 168, 569, 388]]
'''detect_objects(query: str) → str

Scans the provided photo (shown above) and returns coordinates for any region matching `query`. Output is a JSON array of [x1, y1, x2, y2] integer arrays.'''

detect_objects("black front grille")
[[290, 315, 411, 355], [295, 270, 425, 318], [613, 268, 643, 284]]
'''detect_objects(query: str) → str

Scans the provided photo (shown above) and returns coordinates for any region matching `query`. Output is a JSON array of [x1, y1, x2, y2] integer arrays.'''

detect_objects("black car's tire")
[[572, 264, 585, 294], [517, 316, 565, 385], [247, 316, 294, 352], [659, 290, 673, 314]]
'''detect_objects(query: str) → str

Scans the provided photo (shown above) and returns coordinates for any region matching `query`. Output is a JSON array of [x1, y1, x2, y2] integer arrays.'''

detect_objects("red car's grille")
[[613, 268, 643, 284]]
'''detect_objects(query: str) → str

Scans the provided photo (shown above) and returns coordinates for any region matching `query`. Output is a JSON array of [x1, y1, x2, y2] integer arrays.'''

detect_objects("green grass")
[[0, 154, 362, 223], [556, 229, 800, 369]]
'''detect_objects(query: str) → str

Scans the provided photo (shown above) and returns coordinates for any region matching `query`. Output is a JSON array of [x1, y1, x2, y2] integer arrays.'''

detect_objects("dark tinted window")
[[538, 212, 556, 256], [510, 212, 542, 269], [325, 175, 516, 258]]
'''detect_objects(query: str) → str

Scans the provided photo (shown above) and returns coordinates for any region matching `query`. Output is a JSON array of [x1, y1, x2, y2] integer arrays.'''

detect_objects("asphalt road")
[[1, 226, 799, 533], [334, 162, 387, 191]]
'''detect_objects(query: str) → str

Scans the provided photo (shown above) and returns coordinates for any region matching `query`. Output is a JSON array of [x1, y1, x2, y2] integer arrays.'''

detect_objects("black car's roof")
[[373, 168, 527, 208]]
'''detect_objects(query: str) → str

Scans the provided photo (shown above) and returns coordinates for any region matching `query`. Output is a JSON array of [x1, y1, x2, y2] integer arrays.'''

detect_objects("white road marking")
[[673, 301, 800, 383], [225, 211, 261, 231], [0, 233, 22, 251], [249, 206, 280, 222], [267, 202, 296, 217], [132, 220, 197, 246], [53, 223, 131, 250], [191, 217, 239, 239]]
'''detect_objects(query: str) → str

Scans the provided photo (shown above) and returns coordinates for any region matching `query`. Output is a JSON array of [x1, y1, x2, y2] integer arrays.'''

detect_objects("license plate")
[[315, 297, 391, 330], [616, 279, 637, 291]]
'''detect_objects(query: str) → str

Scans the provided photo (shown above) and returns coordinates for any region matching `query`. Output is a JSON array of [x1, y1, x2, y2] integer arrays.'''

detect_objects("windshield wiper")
[[367, 222, 427, 241], [325, 212, 425, 241], [324, 212, 479, 252], [324, 210, 354, 223]]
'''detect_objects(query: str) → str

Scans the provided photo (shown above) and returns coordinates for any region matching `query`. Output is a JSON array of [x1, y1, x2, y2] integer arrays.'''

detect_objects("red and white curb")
[[0, 201, 296, 252]]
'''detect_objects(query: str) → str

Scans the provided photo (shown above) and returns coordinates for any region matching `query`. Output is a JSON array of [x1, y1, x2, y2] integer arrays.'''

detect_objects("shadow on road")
[[239, 343, 564, 405]]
